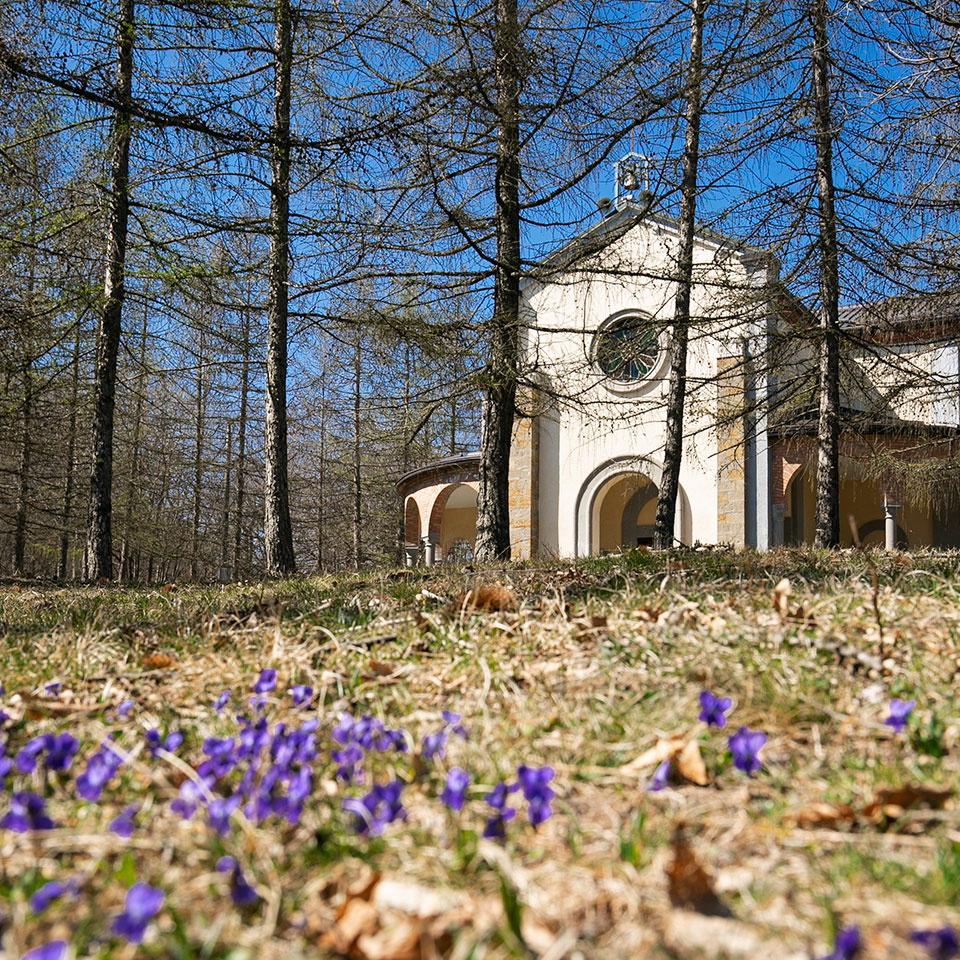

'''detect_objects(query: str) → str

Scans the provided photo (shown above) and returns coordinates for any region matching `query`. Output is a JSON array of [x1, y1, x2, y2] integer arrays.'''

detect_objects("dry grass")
[[1, 548, 959, 959]]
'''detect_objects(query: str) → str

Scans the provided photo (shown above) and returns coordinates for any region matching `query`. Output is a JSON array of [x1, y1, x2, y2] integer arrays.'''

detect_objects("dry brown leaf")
[[457, 585, 518, 612], [367, 659, 398, 677], [572, 614, 608, 638], [772, 578, 791, 619], [786, 802, 857, 829], [666, 827, 730, 917], [320, 897, 379, 955], [862, 783, 954, 821], [355, 922, 422, 960], [676, 740, 709, 786], [620, 736, 686, 774], [141, 652, 177, 670]]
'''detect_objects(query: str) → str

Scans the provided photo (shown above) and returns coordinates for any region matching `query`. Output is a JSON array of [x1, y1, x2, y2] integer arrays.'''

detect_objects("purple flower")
[[442, 710, 468, 738], [698, 690, 732, 728], [20, 943, 67, 960], [332, 712, 355, 745], [517, 765, 555, 826], [0, 753, 12, 783], [170, 777, 210, 819], [421, 731, 447, 762], [910, 927, 959, 960], [333, 743, 363, 783], [343, 780, 406, 836], [44, 682, 61, 699], [16, 733, 78, 774], [290, 685, 313, 707], [483, 780, 518, 839], [29, 880, 66, 913], [75, 740, 123, 801], [109, 804, 138, 837], [145, 728, 183, 757], [110, 882, 164, 944], [885, 698, 916, 734], [441, 767, 470, 811], [115, 700, 134, 718], [207, 795, 241, 835], [213, 690, 231, 713], [216, 855, 260, 907], [646, 759, 670, 792], [1, 791, 56, 832], [728, 726, 766, 776], [816, 926, 861, 960], [253, 669, 276, 694], [16, 737, 47, 774]]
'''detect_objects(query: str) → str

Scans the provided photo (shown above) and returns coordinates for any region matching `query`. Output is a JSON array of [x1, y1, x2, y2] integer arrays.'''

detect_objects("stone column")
[[771, 503, 785, 548], [404, 545, 418, 567], [422, 536, 436, 566], [884, 500, 900, 551]]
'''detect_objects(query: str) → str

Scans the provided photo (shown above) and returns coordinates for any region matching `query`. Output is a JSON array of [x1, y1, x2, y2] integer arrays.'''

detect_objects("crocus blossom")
[[110, 883, 164, 944], [728, 726, 766, 776], [698, 690, 733, 728], [910, 927, 959, 960], [885, 698, 916, 733]]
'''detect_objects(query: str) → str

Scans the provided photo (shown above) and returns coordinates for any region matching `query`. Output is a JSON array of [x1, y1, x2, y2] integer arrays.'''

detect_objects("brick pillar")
[[716, 356, 746, 546], [508, 415, 539, 559]]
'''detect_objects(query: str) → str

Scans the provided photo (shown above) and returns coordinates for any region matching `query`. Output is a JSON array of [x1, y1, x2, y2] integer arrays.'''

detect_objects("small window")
[[593, 314, 662, 383]]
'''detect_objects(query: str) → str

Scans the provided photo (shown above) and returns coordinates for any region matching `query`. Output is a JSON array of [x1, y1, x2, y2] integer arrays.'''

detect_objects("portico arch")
[[574, 456, 686, 556]]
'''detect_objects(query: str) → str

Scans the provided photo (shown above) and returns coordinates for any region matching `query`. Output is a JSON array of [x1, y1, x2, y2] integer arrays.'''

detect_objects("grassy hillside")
[[1, 549, 958, 959]]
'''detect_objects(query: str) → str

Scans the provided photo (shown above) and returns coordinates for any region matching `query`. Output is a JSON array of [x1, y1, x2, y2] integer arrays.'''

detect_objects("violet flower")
[[910, 927, 959, 960], [728, 726, 766, 776], [253, 669, 276, 694], [698, 690, 732, 728], [343, 780, 406, 836], [517, 765, 555, 827], [109, 804, 138, 837], [115, 700, 134, 718], [1, 791, 56, 832], [442, 710, 468, 738], [815, 926, 860, 960], [885, 698, 916, 733], [213, 690, 231, 713], [75, 739, 123, 801], [29, 880, 68, 913], [216, 855, 260, 907], [145, 729, 182, 758], [44, 682, 61, 699], [421, 730, 447, 762], [20, 943, 67, 960], [207, 795, 241, 835], [483, 781, 518, 839], [110, 882, 164, 944], [290, 684, 313, 707], [441, 767, 470, 811], [646, 759, 670, 792]]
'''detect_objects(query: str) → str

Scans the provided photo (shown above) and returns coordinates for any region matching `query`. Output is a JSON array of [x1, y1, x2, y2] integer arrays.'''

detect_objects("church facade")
[[399, 184, 960, 562]]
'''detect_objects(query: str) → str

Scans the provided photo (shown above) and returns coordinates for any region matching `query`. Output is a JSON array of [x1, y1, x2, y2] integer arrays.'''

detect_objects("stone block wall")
[[508, 416, 539, 559], [716, 356, 746, 546]]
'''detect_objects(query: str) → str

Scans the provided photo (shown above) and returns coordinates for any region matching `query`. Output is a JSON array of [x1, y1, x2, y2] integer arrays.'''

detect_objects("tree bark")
[[810, 0, 841, 548], [263, 0, 296, 576], [191, 324, 205, 579], [654, 0, 705, 551], [13, 353, 33, 576], [58, 318, 83, 579], [83, 0, 134, 580], [352, 325, 363, 569], [475, 0, 521, 563], [234, 303, 250, 577], [119, 302, 147, 580]]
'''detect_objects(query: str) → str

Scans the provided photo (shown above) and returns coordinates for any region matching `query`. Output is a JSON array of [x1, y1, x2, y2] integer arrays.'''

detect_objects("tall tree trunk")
[[316, 347, 327, 572], [191, 324, 205, 579], [654, 0, 705, 550], [263, 0, 296, 576], [352, 326, 363, 569], [119, 302, 148, 579], [475, 0, 521, 563], [234, 304, 250, 577], [58, 317, 82, 579], [810, 0, 841, 547], [13, 354, 33, 576], [220, 421, 232, 573], [83, 0, 134, 581]]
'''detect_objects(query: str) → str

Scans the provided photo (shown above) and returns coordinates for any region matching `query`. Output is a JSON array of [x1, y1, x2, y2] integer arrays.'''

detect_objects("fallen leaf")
[[620, 736, 686, 775], [320, 897, 378, 954], [676, 741, 709, 786], [367, 659, 398, 677], [666, 827, 731, 917], [786, 802, 857, 829], [141, 653, 177, 670], [862, 783, 954, 821], [457, 585, 518, 612], [772, 578, 791, 619]]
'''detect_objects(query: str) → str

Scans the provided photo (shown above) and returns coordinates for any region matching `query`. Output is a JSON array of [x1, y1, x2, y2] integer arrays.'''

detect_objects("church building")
[[399, 156, 960, 561]]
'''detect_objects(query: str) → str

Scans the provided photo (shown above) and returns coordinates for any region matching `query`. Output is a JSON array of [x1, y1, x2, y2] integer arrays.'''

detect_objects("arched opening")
[[404, 498, 421, 546], [591, 472, 659, 553], [784, 461, 934, 548], [428, 482, 478, 561]]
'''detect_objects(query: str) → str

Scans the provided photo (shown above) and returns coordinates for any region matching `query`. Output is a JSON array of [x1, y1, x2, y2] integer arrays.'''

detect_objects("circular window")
[[593, 314, 662, 384]]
